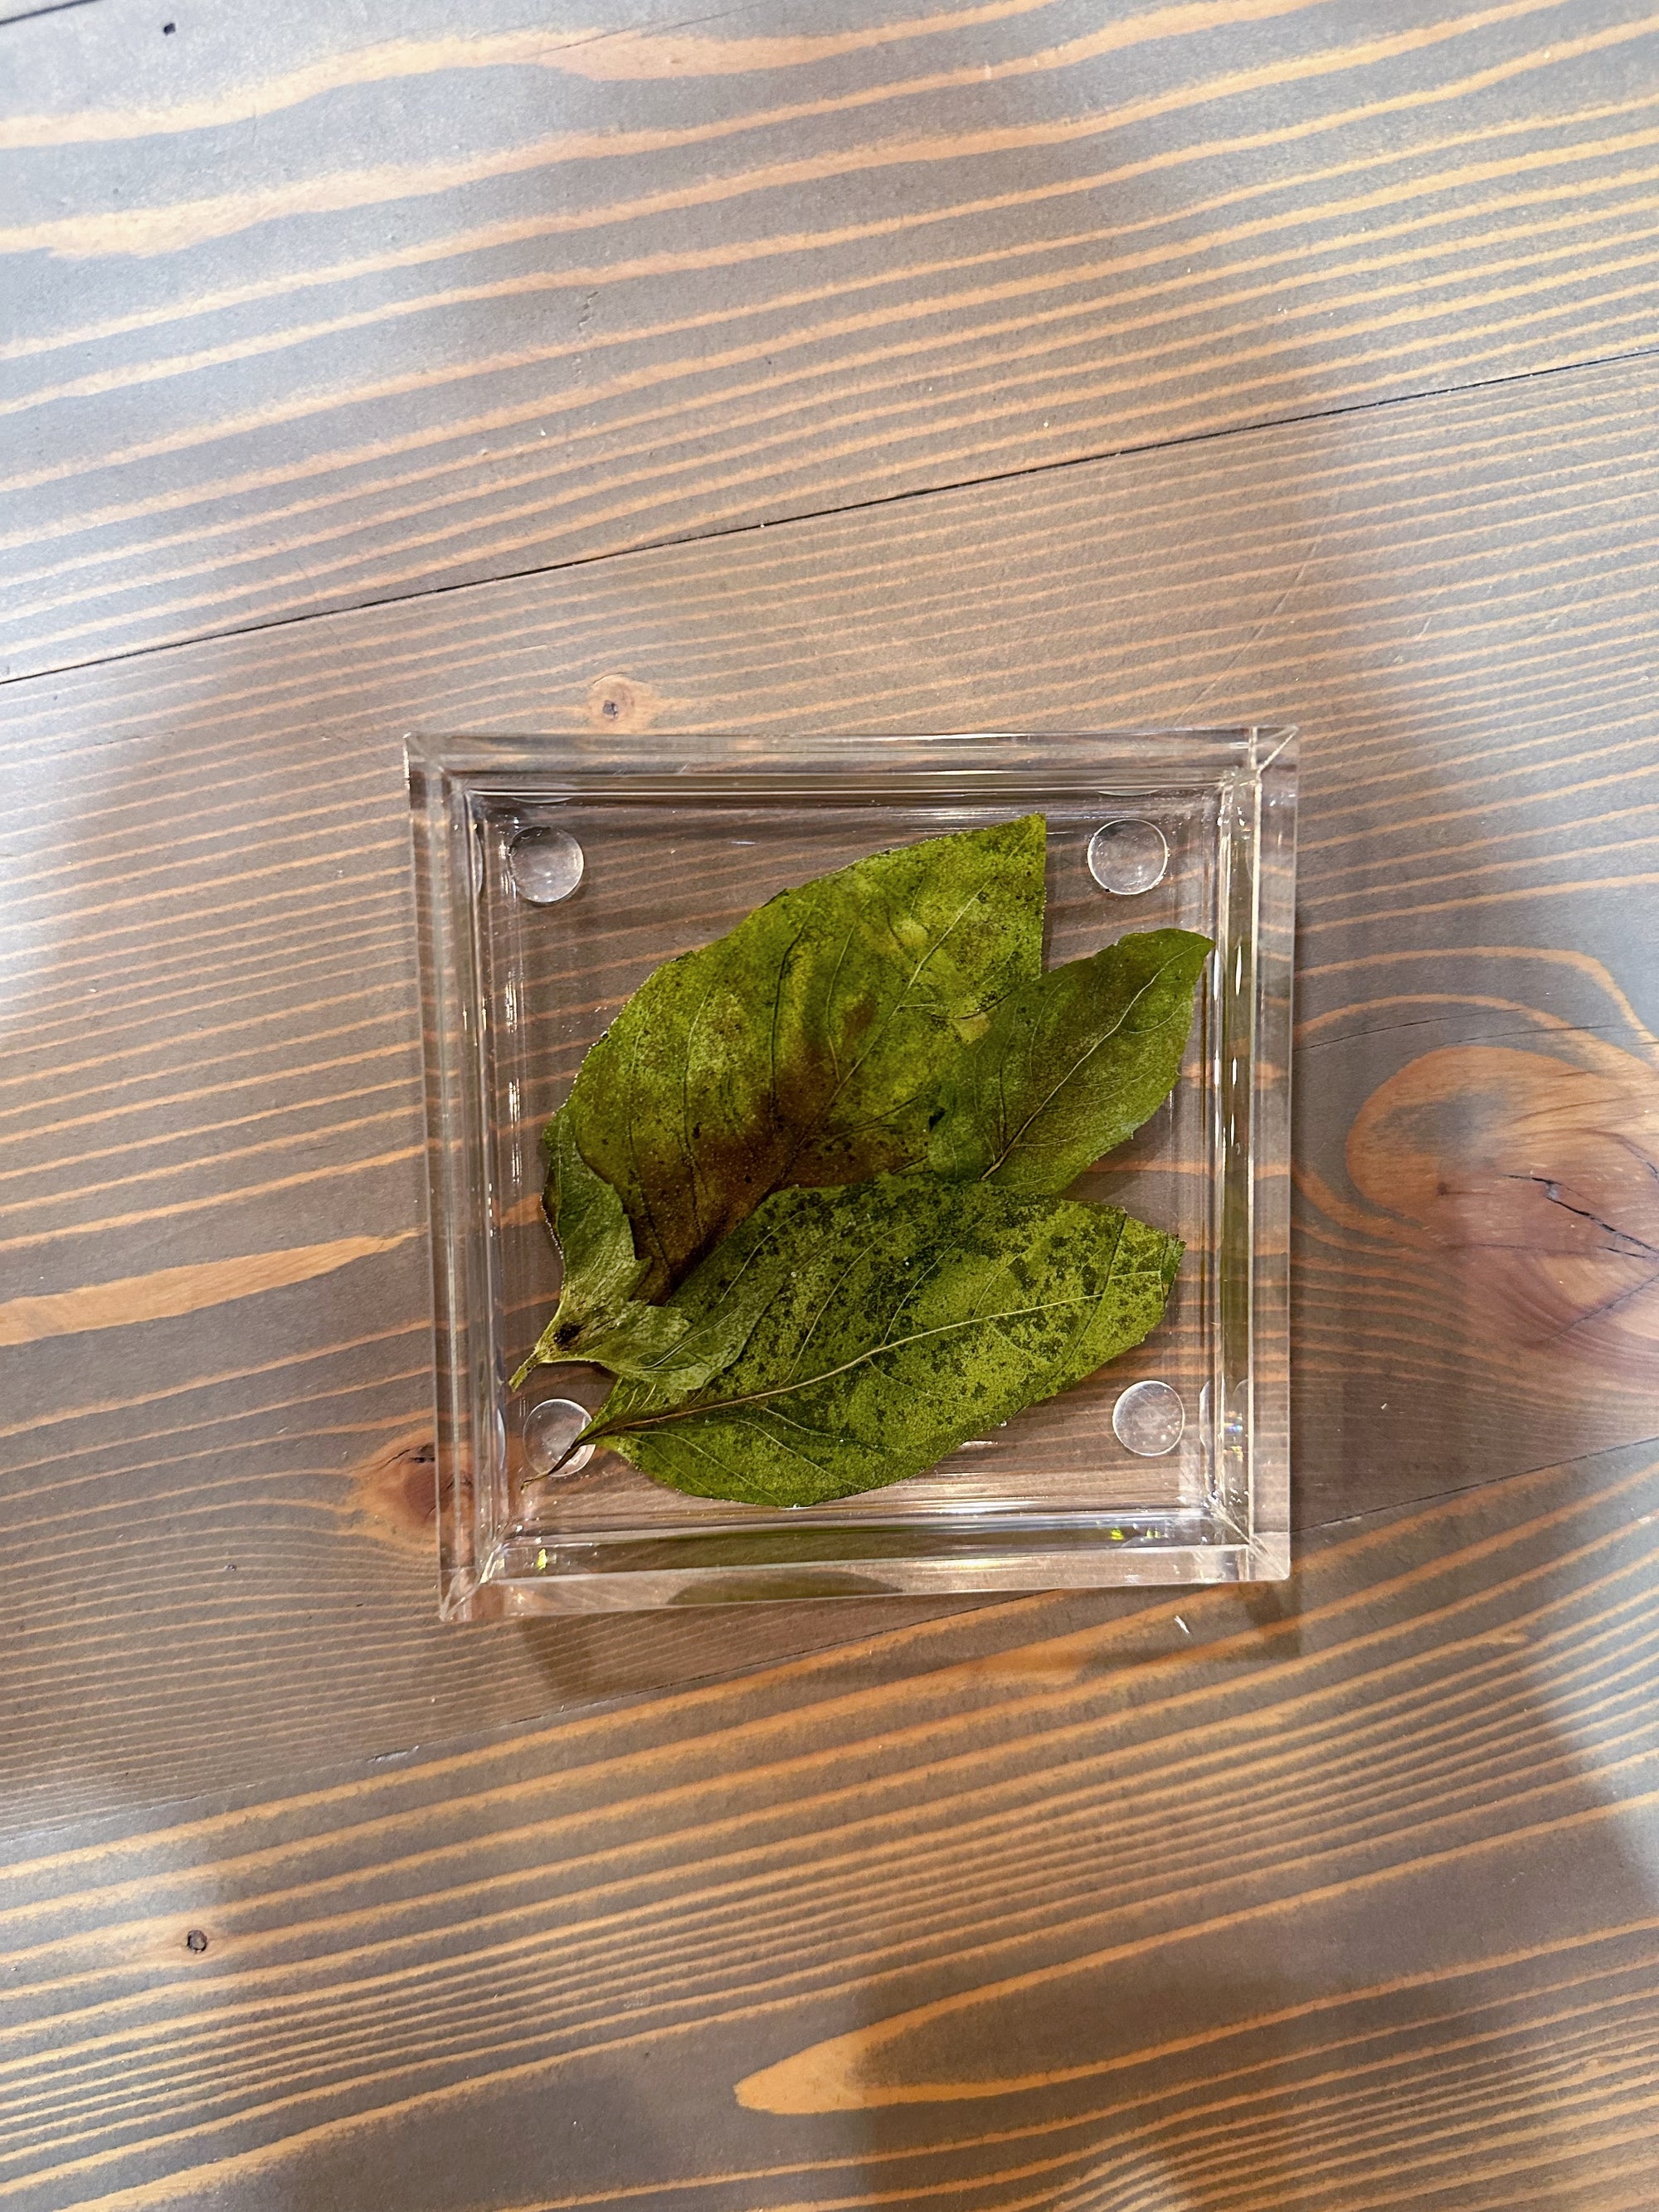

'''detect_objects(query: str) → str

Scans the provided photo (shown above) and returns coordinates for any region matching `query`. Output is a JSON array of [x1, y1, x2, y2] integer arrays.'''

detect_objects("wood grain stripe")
[[0, 1232, 416, 1345]]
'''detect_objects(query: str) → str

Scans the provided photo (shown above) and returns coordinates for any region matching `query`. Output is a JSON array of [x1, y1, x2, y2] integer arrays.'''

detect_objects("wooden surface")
[[2, 2, 1658, 2206], [7, 0, 1659, 674], [5, 1444, 1659, 2211]]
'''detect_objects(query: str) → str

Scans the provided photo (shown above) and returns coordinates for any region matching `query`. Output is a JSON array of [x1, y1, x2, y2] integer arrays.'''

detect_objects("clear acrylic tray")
[[408, 730, 1296, 1616]]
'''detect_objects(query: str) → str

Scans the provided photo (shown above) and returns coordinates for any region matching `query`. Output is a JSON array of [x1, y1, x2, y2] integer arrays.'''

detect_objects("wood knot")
[[1345, 1043, 1659, 1362], [586, 673, 659, 732], [351, 1429, 442, 1555]]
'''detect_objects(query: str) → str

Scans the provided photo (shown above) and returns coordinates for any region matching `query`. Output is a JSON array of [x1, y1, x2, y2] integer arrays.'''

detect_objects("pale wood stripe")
[[0, 1233, 418, 1346]]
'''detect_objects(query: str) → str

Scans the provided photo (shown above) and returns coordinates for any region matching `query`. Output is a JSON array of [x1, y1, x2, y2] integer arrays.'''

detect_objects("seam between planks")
[[7, 334, 1659, 692]]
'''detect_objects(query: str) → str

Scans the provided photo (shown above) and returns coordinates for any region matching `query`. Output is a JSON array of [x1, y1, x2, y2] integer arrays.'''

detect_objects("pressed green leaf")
[[561, 815, 1047, 1301], [539, 1111, 649, 1330], [508, 1111, 694, 1389], [572, 1173, 1181, 1506], [927, 928, 1212, 1194]]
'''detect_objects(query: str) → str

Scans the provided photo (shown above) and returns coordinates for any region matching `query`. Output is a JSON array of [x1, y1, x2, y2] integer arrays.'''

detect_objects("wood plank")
[[2, 354, 1656, 1835], [2, 1438, 1656, 2210], [6, 0, 1659, 673]]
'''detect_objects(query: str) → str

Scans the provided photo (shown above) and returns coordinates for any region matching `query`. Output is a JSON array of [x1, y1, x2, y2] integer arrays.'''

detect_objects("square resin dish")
[[408, 728, 1296, 1616]]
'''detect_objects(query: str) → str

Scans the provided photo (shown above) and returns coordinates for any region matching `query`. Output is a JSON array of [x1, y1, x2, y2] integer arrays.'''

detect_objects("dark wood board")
[[3, 1437, 1657, 2210], [2, 354, 1656, 1850], [6, 0, 1659, 673]]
